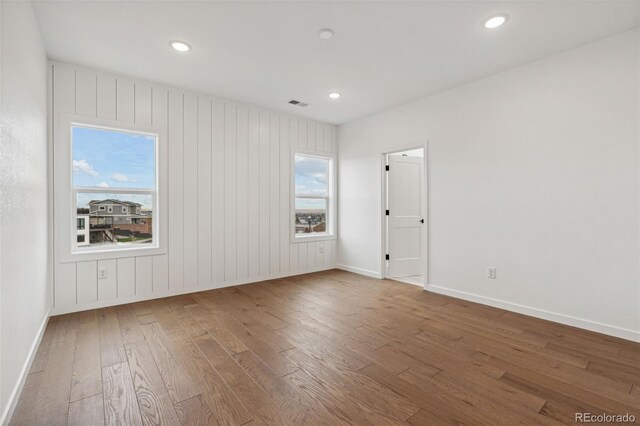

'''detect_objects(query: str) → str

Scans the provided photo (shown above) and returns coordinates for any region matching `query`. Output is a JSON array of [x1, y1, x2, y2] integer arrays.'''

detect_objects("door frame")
[[380, 142, 429, 289]]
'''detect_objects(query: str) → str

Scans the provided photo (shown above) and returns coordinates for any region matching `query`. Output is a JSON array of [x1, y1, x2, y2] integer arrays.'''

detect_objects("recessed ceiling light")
[[318, 28, 334, 40], [170, 41, 191, 52], [484, 14, 508, 29], [328, 92, 341, 100]]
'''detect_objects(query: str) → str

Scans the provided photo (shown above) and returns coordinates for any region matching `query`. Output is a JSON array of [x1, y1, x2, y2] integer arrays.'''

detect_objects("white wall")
[[50, 62, 337, 315], [338, 30, 640, 341], [0, 1, 49, 423]]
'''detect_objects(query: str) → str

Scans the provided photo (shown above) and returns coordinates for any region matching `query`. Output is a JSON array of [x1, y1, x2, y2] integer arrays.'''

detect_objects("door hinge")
[[385, 254, 390, 261], [385, 209, 389, 216], [385, 165, 389, 171]]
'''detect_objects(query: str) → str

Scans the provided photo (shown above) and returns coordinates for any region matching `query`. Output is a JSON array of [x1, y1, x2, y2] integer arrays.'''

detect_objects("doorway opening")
[[382, 147, 426, 288]]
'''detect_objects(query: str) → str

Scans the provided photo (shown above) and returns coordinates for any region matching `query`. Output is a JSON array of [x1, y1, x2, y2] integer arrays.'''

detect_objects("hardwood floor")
[[10, 270, 640, 425]]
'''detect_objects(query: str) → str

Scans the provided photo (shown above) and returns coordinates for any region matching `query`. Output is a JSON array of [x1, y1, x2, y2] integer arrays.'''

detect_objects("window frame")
[[291, 150, 337, 243], [56, 113, 167, 263]]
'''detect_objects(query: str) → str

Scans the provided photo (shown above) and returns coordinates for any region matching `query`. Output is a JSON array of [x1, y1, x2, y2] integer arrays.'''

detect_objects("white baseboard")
[[1, 309, 50, 426], [51, 265, 336, 316], [427, 284, 640, 343], [336, 264, 382, 279]]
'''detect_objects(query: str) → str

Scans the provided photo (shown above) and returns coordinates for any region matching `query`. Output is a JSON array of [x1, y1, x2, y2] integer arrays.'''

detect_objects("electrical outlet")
[[487, 267, 496, 279], [318, 245, 324, 254], [98, 266, 108, 280]]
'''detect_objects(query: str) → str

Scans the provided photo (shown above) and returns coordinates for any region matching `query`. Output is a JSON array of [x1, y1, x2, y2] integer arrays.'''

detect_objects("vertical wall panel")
[[323, 124, 332, 153], [269, 114, 280, 274], [183, 94, 199, 289], [134, 82, 152, 126], [152, 254, 169, 292], [55, 262, 77, 307], [315, 123, 323, 155], [259, 111, 270, 276], [236, 106, 249, 280], [167, 90, 184, 290], [308, 121, 316, 152], [247, 109, 261, 278], [211, 99, 225, 284], [135, 257, 153, 295], [298, 242, 308, 270], [298, 119, 308, 150], [279, 117, 290, 273], [224, 103, 237, 281], [307, 241, 317, 269], [97, 74, 116, 119], [77, 261, 97, 303], [116, 78, 135, 122], [117, 258, 135, 298], [75, 69, 97, 117], [197, 98, 213, 287], [97, 259, 117, 301], [289, 118, 299, 271]]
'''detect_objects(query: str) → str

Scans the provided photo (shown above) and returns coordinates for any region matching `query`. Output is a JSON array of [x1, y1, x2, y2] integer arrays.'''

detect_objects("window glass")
[[72, 125, 156, 251], [294, 154, 331, 237]]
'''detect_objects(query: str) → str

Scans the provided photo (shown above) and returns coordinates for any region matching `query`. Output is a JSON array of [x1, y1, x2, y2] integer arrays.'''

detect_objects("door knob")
[[420, 219, 424, 224]]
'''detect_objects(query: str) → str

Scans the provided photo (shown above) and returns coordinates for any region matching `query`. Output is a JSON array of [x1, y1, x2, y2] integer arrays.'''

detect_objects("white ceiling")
[[33, 1, 640, 125]]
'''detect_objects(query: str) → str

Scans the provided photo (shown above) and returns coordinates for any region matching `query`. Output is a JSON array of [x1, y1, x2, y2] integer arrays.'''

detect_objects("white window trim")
[[55, 113, 168, 263], [290, 150, 337, 243]]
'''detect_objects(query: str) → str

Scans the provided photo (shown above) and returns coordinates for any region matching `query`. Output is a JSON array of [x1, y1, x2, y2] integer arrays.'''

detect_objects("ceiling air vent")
[[288, 99, 309, 107]]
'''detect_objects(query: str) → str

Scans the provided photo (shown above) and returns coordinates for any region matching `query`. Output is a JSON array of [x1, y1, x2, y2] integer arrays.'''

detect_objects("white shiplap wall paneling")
[[236, 105, 249, 280], [197, 97, 213, 287], [77, 261, 97, 303], [211, 99, 225, 284], [117, 258, 135, 298], [183, 93, 199, 290], [269, 113, 280, 275], [97, 259, 117, 300], [97, 73, 116, 120], [50, 62, 338, 314], [247, 108, 261, 278], [116, 78, 135, 123], [259, 111, 270, 277], [279, 116, 290, 273], [167, 90, 184, 291], [224, 103, 238, 281], [135, 256, 153, 295]]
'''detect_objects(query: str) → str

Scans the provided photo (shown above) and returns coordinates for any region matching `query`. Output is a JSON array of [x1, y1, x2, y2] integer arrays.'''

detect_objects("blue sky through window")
[[73, 126, 156, 190], [295, 155, 328, 210]]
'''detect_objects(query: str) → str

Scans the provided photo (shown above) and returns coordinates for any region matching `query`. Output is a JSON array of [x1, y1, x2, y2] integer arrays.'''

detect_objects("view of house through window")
[[72, 125, 157, 250], [294, 154, 331, 237]]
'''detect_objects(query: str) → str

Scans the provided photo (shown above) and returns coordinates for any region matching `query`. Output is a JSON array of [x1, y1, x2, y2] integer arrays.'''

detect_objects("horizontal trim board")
[[336, 264, 383, 279], [427, 284, 640, 343], [51, 265, 336, 315], [1, 309, 51, 426]]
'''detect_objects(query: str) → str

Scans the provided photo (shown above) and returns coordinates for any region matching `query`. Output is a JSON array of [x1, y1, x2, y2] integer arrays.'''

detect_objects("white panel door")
[[387, 155, 424, 278]]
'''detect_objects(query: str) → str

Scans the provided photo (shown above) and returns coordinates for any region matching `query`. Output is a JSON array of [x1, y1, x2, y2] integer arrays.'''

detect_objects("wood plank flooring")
[[10, 270, 640, 425]]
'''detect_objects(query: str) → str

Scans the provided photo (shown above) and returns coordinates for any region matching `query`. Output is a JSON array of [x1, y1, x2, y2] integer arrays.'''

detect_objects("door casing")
[[380, 142, 428, 289]]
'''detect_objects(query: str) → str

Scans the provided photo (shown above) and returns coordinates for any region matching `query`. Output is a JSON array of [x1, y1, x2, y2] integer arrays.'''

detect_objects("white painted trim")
[[427, 284, 640, 343], [380, 142, 428, 288], [336, 264, 383, 279], [51, 265, 336, 315], [1, 309, 51, 426]]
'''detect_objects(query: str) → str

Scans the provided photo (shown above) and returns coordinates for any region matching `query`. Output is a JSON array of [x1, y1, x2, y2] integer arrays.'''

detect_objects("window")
[[72, 125, 157, 252], [293, 153, 335, 240]]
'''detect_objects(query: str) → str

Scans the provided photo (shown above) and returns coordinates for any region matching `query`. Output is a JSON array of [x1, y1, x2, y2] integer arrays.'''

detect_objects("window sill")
[[291, 233, 337, 244], [60, 244, 166, 263]]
